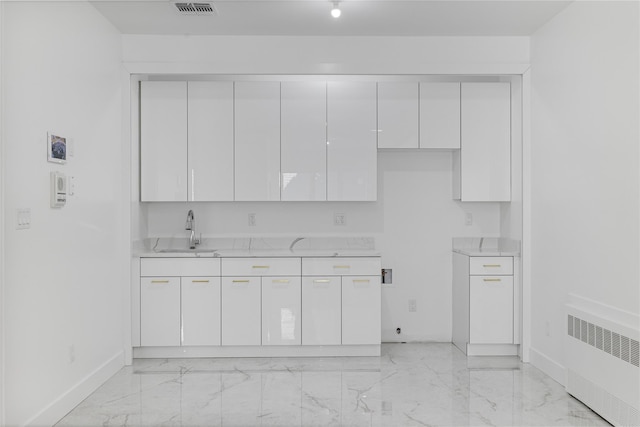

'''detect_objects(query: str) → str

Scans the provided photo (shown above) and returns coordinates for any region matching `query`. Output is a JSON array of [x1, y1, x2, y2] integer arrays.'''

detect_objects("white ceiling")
[[90, 0, 572, 36]]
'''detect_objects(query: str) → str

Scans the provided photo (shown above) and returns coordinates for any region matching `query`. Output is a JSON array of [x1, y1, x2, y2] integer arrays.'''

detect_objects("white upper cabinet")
[[140, 81, 188, 202], [327, 81, 377, 201], [281, 81, 327, 201], [455, 82, 511, 202], [377, 82, 419, 149], [420, 82, 461, 149], [187, 81, 234, 201], [234, 81, 281, 201]]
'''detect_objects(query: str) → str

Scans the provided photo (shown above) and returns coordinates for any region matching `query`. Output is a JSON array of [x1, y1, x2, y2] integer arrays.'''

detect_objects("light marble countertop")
[[452, 237, 520, 256], [135, 236, 380, 258]]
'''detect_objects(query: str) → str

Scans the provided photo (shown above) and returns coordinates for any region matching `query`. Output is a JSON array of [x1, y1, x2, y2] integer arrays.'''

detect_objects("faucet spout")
[[185, 209, 200, 249]]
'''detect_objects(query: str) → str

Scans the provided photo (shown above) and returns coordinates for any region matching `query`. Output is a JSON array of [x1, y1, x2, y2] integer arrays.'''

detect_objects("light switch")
[[16, 208, 31, 230]]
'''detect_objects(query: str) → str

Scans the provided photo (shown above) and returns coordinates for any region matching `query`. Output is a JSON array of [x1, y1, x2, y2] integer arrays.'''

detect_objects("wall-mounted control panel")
[[50, 171, 67, 208]]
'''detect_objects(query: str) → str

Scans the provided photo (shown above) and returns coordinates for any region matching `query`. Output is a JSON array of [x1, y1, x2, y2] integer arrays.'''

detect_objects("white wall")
[[2, 2, 125, 425], [530, 1, 639, 380], [127, 35, 526, 343], [123, 35, 530, 75]]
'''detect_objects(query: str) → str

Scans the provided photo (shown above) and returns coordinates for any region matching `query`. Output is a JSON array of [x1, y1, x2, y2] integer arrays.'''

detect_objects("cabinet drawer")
[[469, 257, 513, 275], [222, 257, 301, 276], [141, 258, 221, 277], [302, 257, 381, 276]]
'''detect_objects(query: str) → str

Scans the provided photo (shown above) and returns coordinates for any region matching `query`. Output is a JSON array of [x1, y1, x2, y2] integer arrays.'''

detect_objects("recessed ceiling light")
[[331, 2, 341, 18]]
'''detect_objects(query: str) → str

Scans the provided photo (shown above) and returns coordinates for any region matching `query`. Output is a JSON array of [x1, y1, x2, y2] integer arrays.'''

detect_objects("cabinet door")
[[327, 81, 377, 201], [281, 81, 327, 201], [140, 277, 180, 346], [221, 277, 261, 345], [458, 82, 511, 201], [140, 81, 187, 202], [302, 277, 341, 345], [234, 81, 281, 201], [469, 276, 514, 343], [341, 276, 381, 345], [377, 82, 419, 149], [420, 82, 460, 149], [181, 277, 221, 346], [262, 277, 301, 345], [187, 81, 234, 201]]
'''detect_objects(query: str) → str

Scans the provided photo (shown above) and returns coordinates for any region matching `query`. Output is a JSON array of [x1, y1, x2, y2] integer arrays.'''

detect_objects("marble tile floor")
[[56, 343, 609, 427]]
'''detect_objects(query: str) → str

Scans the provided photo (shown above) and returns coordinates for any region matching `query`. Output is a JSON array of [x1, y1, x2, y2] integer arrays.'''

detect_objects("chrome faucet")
[[185, 209, 200, 249]]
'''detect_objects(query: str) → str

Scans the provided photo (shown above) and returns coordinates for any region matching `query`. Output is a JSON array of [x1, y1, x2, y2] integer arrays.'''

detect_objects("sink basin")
[[157, 248, 217, 254]]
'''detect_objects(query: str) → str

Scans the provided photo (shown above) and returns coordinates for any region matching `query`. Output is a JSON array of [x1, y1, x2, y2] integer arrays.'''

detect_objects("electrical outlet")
[[248, 213, 256, 226], [334, 213, 346, 226], [396, 327, 401, 335], [16, 208, 31, 230], [408, 299, 417, 312], [545, 321, 551, 337], [465, 212, 473, 226]]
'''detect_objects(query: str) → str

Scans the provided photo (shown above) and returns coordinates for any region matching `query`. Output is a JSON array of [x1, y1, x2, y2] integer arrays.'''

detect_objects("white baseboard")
[[25, 351, 124, 427], [529, 346, 566, 387]]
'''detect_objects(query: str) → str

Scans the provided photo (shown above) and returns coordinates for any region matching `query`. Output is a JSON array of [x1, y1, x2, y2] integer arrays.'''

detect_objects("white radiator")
[[566, 295, 639, 426]]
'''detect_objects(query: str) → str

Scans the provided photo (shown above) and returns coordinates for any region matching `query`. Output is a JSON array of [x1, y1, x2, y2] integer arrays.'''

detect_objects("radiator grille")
[[568, 315, 639, 368]]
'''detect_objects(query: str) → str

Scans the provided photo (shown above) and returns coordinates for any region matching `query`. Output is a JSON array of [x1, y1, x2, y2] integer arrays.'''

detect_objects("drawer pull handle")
[[192, 280, 210, 283], [232, 280, 250, 283], [333, 265, 350, 269], [252, 265, 269, 269], [151, 280, 169, 284], [483, 278, 502, 282], [272, 279, 290, 284], [353, 279, 370, 283], [313, 279, 330, 283], [483, 264, 501, 268]]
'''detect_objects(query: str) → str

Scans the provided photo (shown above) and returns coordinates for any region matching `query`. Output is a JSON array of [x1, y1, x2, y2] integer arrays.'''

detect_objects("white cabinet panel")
[[327, 81, 377, 201], [262, 277, 301, 345], [342, 275, 381, 345], [234, 81, 281, 201], [187, 81, 234, 201], [222, 258, 301, 277], [221, 277, 261, 345], [377, 82, 419, 149], [141, 277, 181, 346], [141, 258, 221, 277], [140, 81, 187, 202], [469, 257, 513, 276], [302, 257, 381, 276], [469, 276, 514, 343], [458, 82, 511, 201], [181, 277, 221, 346], [420, 82, 460, 149], [302, 277, 341, 345], [281, 81, 327, 201]]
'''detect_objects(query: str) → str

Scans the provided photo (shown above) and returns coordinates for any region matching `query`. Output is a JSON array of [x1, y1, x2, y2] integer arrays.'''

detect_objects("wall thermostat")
[[50, 171, 67, 208]]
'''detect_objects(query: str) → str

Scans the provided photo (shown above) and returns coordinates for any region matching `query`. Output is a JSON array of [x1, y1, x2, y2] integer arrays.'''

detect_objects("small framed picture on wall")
[[47, 132, 67, 164]]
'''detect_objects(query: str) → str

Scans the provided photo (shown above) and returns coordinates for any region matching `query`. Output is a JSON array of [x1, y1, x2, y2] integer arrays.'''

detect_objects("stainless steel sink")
[[157, 248, 217, 254]]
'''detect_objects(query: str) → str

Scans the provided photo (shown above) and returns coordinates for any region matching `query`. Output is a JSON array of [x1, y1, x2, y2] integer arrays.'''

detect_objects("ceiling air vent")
[[174, 2, 217, 16]]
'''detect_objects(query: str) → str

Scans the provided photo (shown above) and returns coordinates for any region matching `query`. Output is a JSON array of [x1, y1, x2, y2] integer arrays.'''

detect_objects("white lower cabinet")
[[302, 257, 381, 346], [221, 277, 261, 346], [138, 256, 381, 356], [181, 277, 221, 346], [262, 277, 301, 345], [452, 253, 516, 355], [342, 275, 381, 345], [301, 277, 341, 345], [141, 277, 181, 347], [469, 276, 513, 344]]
